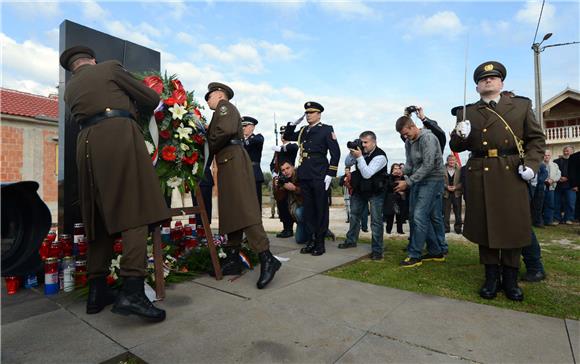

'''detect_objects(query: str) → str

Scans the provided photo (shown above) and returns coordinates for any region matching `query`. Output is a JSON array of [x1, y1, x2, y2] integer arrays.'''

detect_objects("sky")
[[1, 0, 579, 171]]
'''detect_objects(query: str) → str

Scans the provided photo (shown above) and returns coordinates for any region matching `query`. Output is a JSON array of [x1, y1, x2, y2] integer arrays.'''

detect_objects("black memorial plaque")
[[58, 20, 160, 235]]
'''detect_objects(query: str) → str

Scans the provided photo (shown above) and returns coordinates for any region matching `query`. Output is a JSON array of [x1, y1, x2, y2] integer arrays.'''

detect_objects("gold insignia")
[[331, 132, 337, 140], [219, 105, 228, 116], [306, 102, 311, 107], [484, 64, 494, 71]]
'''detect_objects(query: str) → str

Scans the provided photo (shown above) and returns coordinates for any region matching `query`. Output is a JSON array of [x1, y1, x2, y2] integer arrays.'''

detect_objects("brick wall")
[[1, 125, 23, 182]]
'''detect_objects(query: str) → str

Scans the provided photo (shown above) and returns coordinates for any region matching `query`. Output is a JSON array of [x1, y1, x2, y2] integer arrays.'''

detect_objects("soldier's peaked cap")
[[205, 82, 234, 101], [241, 116, 258, 126], [473, 61, 507, 84], [304, 101, 324, 113], [59, 45, 95, 71]]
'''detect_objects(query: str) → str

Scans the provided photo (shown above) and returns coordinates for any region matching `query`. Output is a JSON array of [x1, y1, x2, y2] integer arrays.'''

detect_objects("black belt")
[[301, 152, 325, 159], [230, 139, 244, 145], [79, 109, 133, 130], [470, 148, 518, 158]]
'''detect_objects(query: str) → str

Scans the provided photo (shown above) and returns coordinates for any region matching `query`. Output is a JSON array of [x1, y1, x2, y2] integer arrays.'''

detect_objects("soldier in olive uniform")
[[450, 61, 545, 301], [60, 46, 169, 321], [242, 116, 265, 209], [284, 102, 340, 256], [205, 82, 280, 289]]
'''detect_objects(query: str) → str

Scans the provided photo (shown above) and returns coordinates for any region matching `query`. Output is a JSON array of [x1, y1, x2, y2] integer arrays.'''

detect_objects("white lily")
[[169, 104, 187, 120], [176, 123, 192, 140], [180, 143, 190, 151], [167, 176, 183, 188]]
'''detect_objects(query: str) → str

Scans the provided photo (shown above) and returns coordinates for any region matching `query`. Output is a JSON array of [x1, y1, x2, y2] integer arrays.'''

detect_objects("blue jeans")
[[543, 189, 555, 224], [360, 202, 369, 231], [522, 230, 545, 273], [408, 180, 447, 259], [294, 206, 310, 244], [554, 187, 576, 222], [345, 191, 385, 255]]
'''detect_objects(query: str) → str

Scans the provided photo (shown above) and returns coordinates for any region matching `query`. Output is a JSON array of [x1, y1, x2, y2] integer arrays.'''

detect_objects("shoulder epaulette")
[[512, 95, 531, 101], [451, 104, 474, 116]]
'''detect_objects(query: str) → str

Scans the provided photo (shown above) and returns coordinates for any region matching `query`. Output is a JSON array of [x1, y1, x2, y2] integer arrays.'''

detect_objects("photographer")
[[274, 161, 310, 244], [403, 106, 446, 154], [338, 131, 388, 261], [384, 163, 408, 235]]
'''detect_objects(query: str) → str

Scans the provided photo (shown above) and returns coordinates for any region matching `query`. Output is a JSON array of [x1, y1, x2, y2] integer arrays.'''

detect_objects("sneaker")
[[370, 253, 383, 261], [565, 221, 574, 225], [400, 257, 422, 268], [421, 253, 446, 262], [338, 242, 357, 249], [549, 222, 559, 226]]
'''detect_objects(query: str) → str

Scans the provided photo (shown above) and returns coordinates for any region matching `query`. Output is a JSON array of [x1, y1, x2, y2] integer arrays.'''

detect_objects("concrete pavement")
[[2, 234, 578, 364]]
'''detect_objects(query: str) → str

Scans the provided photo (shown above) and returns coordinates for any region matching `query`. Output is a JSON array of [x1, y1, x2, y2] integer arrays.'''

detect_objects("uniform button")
[[505, 126, 509, 130], [85, 140, 89, 144], [505, 139, 509, 143], [468, 167, 472, 170], [483, 141, 488, 145], [506, 166, 510, 170], [484, 167, 489, 171], [86, 154, 89, 158], [483, 128, 487, 132]]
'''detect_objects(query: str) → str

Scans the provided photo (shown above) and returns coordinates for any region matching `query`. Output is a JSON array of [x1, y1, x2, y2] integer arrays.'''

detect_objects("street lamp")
[[532, 33, 580, 132]]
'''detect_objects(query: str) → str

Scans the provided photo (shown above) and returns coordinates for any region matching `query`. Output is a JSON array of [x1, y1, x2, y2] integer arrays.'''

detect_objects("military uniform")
[[283, 102, 340, 254], [205, 82, 280, 289], [63, 55, 170, 279], [450, 61, 545, 301], [242, 116, 265, 208], [61, 46, 168, 321]]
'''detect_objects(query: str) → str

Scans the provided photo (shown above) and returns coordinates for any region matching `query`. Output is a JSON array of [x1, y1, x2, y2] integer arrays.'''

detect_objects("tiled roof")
[[0, 88, 59, 120]]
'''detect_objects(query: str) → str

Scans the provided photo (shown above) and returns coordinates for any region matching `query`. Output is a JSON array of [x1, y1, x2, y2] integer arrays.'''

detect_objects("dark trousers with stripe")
[[301, 179, 329, 243]]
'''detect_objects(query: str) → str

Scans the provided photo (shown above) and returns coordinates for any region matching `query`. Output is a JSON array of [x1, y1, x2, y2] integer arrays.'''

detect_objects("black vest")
[[350, 147, 388, 196]]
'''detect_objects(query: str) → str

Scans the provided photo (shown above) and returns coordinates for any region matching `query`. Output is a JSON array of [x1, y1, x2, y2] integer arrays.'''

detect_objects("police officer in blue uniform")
[[283, 102, 340, 256], [270, 125, 299, 238], [242, 116, 265, 209]]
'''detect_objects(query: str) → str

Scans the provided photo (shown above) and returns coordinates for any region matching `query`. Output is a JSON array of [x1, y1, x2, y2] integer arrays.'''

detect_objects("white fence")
[[545, 125, 580, 143]]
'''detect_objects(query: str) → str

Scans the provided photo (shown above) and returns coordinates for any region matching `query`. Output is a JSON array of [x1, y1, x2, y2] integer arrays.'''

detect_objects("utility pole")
[[531, 33, 552, 133]]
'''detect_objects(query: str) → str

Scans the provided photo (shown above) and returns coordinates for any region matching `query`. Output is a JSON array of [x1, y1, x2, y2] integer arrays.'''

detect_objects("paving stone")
[[1, 308, 125, 364], [373, 294, 574, 364], [278, 245, 370, 274], [130, 299, 365, 364], [194, 263, 316, 299], [258, 275, 413, 331], [1, 288, 60, 324], [566, 319, 579, 362], [336, 332, 471, 364]]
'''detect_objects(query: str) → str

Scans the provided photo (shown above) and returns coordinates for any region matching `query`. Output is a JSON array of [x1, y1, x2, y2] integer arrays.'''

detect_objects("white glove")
[[290, 114, 305, 126], [518, 165, 535, 181], [324, 175, 332, 191], [454, 120, 471, 139], [271, 145, 282, 152]]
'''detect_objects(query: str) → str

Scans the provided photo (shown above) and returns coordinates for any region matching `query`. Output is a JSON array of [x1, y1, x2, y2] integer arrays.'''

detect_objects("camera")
[[346, 139, 363, 150], [405, 105, 418, 114], [277, 175, 291, 185]]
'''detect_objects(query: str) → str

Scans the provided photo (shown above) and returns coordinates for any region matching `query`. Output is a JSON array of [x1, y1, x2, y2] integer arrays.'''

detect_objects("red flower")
[[164, 97, 176, 106], [172, 120, 181, 128], [154, 111, 165, 122], [143, 75, 164, 95], [106, 275, 117, 286], [113, 239, 123, 254], [193, 108, 202, 119], [172, 89, 187, 105], [172, 79, 184, 91], [159, 130, 171, 139], [182, 151, 199, 165], [193, 134, 204, 145], [162, 145, 177, 161]]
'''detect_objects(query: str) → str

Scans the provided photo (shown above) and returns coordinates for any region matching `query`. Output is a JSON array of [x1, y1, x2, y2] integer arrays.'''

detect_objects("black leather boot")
[[86, 276, 117, 314], [479, 264, 501, 299], [256, 250, 281, 289], [111, 277, 166, 322], [502, 266, 524, 301], [209, 247, 242, 276], [311, 239, 326, 256], [300, 241, 315, 254]]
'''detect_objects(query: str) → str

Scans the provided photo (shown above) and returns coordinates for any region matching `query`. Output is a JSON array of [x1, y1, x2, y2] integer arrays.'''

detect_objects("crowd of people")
[[60, 41, 575, 324]]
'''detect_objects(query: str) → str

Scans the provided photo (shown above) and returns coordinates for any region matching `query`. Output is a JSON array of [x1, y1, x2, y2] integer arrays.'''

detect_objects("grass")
[[325, 224, 580, 320]]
